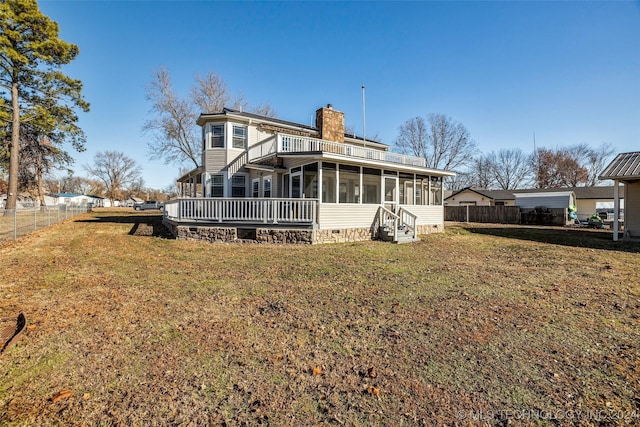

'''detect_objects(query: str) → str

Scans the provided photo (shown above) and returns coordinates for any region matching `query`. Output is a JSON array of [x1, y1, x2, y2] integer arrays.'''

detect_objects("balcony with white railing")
[[164, 198, 317, 226], [248, 134, 427, 168]]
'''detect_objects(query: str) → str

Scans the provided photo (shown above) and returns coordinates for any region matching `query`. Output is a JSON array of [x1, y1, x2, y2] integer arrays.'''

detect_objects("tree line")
[[394, 115, 615, 191]]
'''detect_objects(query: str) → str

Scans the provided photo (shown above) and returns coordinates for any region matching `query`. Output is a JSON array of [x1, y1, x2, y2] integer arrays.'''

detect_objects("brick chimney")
[[316, 104, 344, 143]]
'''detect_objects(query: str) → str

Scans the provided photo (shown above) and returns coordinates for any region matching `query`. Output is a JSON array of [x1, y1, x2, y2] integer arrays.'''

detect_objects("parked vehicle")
[[134, 201, 164, 211]]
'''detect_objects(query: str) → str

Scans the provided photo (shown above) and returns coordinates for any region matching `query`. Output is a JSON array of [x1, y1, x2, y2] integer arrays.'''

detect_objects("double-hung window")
[[232, 125, 247, 149], [211, 174, 224, 197], [210, 124, 224, 148], [263, 177, 272, 198], [231, 175, 246, 197]]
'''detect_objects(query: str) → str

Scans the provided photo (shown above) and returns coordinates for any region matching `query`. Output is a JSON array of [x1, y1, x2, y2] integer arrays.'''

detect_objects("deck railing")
[[247, 134, 427, 168], [164, 198, 317, 225]]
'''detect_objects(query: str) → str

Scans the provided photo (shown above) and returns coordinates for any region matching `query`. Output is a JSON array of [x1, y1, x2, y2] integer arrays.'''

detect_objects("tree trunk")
[[37, 156, 45, 207], [5, 81, 20, 215]]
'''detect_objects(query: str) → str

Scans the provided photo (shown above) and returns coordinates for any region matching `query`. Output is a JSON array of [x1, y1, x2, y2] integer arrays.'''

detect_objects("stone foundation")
[[177, 225, 237, 242], [163, 219, 444, 244], [313, 227, 374, 244], [416, 224, 442, 235], [256, 229, 313, 244]]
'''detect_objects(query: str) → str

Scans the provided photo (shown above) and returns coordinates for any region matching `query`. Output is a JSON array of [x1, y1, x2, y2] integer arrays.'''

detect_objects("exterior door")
[[384, 176, 398, 210], [291, 172, 302, 198]]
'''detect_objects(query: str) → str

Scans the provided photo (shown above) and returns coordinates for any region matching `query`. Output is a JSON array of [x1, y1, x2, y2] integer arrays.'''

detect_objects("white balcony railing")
[[164, 198, 317, 225], [248, 134, 426, 168]]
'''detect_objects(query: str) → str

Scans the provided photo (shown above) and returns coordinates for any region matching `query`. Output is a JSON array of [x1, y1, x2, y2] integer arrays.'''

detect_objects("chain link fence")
[[0, 205, 92, 243]]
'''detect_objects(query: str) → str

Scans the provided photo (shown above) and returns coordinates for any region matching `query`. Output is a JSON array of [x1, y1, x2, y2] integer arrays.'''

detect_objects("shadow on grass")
[[76, 213, 175, 239], [460, 225, 640, 254]]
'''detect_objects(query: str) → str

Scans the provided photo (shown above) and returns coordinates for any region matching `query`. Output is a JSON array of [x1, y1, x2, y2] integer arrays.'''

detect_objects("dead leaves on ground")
[[50, 389, 74, 403]]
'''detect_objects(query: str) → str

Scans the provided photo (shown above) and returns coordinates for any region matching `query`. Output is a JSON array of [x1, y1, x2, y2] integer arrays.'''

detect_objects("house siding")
[[318, 204, 379, 229], [317, 204, 444, 230], [401, 205, 444, 225], [626, 181, 640, 233], [445, 191, 492, 206], [204, 150, 228, 173]]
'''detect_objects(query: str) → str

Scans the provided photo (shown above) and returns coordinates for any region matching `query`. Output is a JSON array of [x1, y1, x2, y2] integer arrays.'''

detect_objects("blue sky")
[[39, 0, 640, 190]]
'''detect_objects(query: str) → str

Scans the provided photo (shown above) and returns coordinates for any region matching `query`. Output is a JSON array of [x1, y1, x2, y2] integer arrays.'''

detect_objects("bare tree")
[[143, 68, 200, 169], [446, 171, 476, 192], [191, 71, 234, 115], [143, 68, 277, 171], [394, 114, 477, 171], [468, 156, 495, 189], [484, 148, 532, 190], [84, 151, 142, 204], [584, 143, 615, 186]]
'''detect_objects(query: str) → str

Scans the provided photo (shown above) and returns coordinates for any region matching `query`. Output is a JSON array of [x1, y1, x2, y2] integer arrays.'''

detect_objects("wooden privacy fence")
[[445, 205, 569, 226], [445, 206, 521, 224]]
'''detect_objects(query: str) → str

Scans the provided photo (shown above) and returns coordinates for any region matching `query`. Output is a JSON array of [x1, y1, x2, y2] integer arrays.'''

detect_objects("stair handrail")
[[378, 205, 399, 242], [397, 206, 417, 239]]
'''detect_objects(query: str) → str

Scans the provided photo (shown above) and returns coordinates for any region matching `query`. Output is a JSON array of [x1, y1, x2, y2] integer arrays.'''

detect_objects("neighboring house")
[[1, 194, 35, 209], [445, 186, 624, 221], [444, 188, 515, 207], [48, 193, 101, 206], [164, 104, 455, 244], [125, 197, 144, 207], [599, 151, 640, 241]]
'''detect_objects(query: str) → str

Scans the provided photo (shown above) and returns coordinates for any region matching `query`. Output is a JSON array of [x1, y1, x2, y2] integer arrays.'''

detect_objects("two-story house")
[[163, 104, 455, 244]]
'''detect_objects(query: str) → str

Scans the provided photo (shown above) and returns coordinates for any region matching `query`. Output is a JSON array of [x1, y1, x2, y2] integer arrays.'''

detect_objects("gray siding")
[[204, 150, 228, 173], [515, 194, 575, 209]]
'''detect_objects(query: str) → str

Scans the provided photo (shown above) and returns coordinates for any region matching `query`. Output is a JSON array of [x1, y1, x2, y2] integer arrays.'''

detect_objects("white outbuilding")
[[513, 191, 576, 210]]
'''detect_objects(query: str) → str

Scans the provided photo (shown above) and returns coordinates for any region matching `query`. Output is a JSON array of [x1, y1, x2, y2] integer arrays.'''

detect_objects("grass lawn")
[[0, 209, 638, 426]]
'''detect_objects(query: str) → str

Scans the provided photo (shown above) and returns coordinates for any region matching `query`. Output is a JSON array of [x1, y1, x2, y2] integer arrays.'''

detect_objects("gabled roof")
[[599, 152, 640, 180], [445, 186, 623, 201], [446, 187, 514, 201]]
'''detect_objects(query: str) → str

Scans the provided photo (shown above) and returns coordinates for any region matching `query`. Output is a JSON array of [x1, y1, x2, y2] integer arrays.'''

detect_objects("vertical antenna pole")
[[362, 85, 366, 147]]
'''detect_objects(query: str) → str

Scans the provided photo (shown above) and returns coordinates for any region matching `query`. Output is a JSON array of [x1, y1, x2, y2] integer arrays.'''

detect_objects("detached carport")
[[599, 151, 640, 241]]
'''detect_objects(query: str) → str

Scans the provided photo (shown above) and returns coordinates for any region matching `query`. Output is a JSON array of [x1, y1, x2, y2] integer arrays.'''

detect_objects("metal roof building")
[[599, 152, 640, 241]]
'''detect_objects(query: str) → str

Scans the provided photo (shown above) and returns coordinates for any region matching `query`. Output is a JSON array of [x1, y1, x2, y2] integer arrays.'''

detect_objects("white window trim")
[[252, 178, 260, 198], [231, 173, 248, 198], [232, 124, 248, 150], [262, 175, 272, 198], [211, 172, 225, 197], [209, 123, 225, 149]]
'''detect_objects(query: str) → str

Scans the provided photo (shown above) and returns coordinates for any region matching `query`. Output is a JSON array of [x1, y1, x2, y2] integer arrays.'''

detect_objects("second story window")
[[210, 124, 224, 148], [232, 125, 247, 149]]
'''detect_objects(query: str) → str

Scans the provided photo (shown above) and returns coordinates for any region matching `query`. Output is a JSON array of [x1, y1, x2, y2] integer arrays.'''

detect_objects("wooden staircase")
[[378, 205, 419, 244]]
